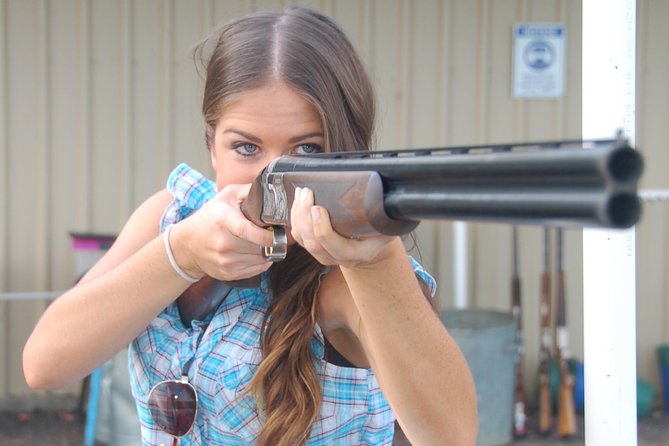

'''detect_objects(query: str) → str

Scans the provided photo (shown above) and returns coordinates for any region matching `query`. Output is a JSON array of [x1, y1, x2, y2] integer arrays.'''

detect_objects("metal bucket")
[[440, 309, 517, 446]]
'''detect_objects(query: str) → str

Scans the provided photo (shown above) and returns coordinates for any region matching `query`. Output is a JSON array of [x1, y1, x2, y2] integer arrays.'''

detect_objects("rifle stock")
[[538, 229, 553, 435], [556, 230, 578, 437], [511, 226, 528, 438]]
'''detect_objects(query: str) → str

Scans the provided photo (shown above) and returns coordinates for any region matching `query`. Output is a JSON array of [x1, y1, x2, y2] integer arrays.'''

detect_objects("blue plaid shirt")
[[129, 164, 437, 445]]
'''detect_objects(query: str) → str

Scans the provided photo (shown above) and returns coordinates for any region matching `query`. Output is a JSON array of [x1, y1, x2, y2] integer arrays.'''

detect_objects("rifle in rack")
[[511, 226, 528, 438], [555, 229, 578, 437], [538, 228, 553, 435], [177, 137, 644, 324]]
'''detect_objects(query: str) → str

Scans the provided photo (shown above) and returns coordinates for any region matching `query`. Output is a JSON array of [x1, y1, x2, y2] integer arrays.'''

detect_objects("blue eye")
[[296, 144, 322, 155], [233, 143, 259, 156]]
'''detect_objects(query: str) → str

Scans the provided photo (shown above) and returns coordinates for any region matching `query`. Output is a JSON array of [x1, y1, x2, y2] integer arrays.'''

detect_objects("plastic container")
[[657, 344, 669, 412], [570, 359, 585, 413], [440, 309, 517, 446], [70, 233, 117, 280], [637, 379, 654, 418]]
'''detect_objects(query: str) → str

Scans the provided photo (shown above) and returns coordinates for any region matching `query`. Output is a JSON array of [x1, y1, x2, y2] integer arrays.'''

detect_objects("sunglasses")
[[147, 375, 198, 446], [148, 279, 232, 444]]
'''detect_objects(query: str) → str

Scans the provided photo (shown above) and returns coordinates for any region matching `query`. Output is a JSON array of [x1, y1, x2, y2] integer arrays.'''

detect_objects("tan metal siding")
[[0, 0, 8, 403], [636, 0, 669, 393]]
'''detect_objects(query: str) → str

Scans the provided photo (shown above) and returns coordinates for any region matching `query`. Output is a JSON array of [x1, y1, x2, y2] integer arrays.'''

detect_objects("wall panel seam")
[[401, 0, 410, 146], [476, 0, 487, 143], [514, 0, 527, 140], [556, 0, 565, 137], [0, 0, 7, 399], [122, 0, 134, 216], [0, 0, 7, 287], [37, 0, 51, 291], [438, 0, 450, 143], [446, 0, 455, 145], [80, 0, 92, 229], [162, 0, 175, 171]]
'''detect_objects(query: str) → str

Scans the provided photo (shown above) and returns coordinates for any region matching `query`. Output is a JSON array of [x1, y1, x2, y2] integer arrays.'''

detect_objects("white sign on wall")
[[513, 24, 566, 99]]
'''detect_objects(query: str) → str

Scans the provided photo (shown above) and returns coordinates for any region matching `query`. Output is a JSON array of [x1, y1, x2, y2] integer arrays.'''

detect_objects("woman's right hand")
[[168, 183, 275, 282]]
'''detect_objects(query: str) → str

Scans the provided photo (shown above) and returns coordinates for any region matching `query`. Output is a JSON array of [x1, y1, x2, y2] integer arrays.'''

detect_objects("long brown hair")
[[194, 7, 375, 445]]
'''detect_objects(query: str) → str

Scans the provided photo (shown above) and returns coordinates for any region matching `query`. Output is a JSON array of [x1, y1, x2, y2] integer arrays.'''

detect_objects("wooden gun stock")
[[511, 226, 528, 438], [538, 372, 553, 435], [176, 276, 233, 327], [557, 367, 578, 437], [556, 230, 578, 437], [538, 229, 553, 435]]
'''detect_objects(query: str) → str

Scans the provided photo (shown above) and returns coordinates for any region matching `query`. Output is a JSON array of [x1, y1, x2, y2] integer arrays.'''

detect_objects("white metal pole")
[[582, 1, 637, 444], [453, 221, 469, 309]]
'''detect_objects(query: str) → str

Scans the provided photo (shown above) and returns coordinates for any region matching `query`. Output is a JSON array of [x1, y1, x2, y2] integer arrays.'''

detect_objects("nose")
[[267, 150, 285, 163], [263, 149, 289, 171]]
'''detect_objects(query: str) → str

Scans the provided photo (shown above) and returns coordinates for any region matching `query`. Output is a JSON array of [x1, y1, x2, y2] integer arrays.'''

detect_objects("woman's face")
[[209, 80, 325, 191]]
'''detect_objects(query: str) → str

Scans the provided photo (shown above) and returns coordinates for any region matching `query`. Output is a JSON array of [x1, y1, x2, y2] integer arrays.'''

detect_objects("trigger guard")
[[262, 226, 288, 261]]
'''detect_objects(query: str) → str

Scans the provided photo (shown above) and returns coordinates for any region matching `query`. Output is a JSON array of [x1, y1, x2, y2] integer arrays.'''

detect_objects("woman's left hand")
[[289, 187, 399, 268]]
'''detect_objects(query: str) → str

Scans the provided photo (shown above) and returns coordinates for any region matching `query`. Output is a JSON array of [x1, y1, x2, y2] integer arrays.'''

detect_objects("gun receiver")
[[242, 137, 643, 261]]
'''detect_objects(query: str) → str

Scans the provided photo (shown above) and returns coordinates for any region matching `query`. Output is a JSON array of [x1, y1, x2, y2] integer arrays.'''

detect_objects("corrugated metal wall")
[[1, 0, 667, 410]]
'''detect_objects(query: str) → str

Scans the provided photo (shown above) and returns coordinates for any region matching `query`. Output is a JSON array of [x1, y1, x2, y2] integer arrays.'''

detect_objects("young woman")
[[24, 7, 476, 446]]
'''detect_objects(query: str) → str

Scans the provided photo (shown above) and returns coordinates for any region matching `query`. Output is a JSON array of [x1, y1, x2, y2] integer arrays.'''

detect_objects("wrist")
[[342, 237, 407, 274], [163, 223, 204, 283]]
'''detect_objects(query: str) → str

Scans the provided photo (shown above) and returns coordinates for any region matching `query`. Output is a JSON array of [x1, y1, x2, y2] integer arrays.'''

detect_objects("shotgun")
[[555, 228, 578, 437], [177, 137, 643, 323], [242, 136, 641, 261], [511, 226, 528, 438], [538, 228, 553, 435]]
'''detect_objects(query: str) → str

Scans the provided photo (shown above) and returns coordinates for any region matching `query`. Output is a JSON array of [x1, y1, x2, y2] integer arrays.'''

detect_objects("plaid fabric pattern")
[[159, 163, 218, 233], [129, 164, 437, 445]]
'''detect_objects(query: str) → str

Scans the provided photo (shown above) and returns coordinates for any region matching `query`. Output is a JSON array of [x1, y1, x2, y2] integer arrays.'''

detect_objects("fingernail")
[[311, 206, 321, 222]]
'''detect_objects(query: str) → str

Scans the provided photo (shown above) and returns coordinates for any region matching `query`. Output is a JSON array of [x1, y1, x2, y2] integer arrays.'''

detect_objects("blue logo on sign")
[[523, 40, 554, 70]]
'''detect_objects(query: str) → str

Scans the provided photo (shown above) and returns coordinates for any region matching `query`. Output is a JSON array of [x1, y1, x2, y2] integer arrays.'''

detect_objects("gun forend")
[[242, 170, 419, 238]]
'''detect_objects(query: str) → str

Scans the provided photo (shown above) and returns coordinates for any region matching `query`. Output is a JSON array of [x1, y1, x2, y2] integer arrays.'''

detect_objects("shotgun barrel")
[[251, 137, 642, 233], [270, 138, 640, 187]]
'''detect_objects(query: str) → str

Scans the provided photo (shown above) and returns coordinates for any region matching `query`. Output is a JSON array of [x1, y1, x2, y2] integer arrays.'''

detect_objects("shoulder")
[[122, 188, 174, 242], [161, 163, 217, 229], [78, 189, 172, 281]]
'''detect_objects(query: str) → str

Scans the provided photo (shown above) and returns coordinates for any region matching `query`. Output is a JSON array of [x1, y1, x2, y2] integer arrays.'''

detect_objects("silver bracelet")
[[163, 224, 199, 283]]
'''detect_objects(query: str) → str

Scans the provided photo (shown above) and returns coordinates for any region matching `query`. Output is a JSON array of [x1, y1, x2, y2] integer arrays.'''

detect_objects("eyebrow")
[[223, 129, 262, 143], [222, 129, 324, 144], [288, 132, 324, 143]]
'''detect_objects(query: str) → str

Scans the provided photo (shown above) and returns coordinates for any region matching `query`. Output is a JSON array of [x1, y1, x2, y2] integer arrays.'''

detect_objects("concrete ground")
[[511, 410, 669, 446], [0, 407, 667, 445]]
